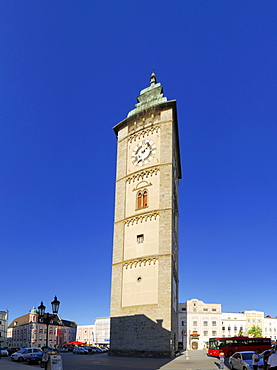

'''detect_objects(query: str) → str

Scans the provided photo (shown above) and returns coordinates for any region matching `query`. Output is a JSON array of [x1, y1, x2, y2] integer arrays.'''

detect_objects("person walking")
[[252, 349, 260, 370], [263, 350, 271, 370], [267, 348, 277, 370], [219, 350, 225, 369]]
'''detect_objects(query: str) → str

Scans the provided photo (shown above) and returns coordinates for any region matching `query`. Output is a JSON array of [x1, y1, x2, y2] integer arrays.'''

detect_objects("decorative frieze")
[[128, 126, 160, 143], [123, 257, 158, 269], [126, 167, 160, 183], [125, 212, 159, 226]]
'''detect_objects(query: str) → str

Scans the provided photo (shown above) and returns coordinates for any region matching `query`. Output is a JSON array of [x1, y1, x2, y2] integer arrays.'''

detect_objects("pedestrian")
[[267, 348, 277, 370], [252, 349, 260, 370], [41, 348, 49, 368], [219, 350, 224, 369], [263, 350, 271, 370]]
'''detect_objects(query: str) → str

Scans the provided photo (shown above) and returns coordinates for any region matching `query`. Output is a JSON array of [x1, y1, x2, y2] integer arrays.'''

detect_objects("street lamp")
[[38, 296, 60, 348]]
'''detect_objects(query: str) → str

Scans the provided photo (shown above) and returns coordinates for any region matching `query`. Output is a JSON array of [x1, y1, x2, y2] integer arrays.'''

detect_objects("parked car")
[[84, 347, 97, 354], [59, 347, 68, 352], [0, 348, 9, 356], [7, 347, 21, 356], [72, 347, 88, 354], [11, 348, 41, 362], [90, 346, 103, 353], [229, 351, 263, 369], [26, 350, 44, 364]]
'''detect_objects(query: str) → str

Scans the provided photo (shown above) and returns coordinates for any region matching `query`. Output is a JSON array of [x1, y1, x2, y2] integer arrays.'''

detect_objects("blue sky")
[[1, 1, 277, 325]]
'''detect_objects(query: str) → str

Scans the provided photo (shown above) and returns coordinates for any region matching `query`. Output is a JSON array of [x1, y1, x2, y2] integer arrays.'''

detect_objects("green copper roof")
[[127, 73, 167, 117], [30, 306, 37, 314]]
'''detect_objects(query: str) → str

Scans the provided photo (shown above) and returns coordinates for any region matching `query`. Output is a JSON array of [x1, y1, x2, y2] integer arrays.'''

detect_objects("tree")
[[247, 325, 263, 338]]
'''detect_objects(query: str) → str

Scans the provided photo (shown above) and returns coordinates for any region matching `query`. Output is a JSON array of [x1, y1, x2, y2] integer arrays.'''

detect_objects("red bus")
[[208, 337, 271, 357]]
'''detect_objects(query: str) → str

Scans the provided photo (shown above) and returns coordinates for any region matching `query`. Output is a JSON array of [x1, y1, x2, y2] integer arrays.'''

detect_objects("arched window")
[[137, 189, 148, 209], [143, 190, 148, 207], [137, 192, 143, 209]]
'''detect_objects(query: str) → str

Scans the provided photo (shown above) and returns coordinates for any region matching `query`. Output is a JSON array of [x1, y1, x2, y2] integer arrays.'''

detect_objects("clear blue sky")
[[1, 1, 277, 325]]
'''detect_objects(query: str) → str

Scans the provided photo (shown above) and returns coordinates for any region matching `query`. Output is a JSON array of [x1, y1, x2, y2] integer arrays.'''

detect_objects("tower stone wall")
[[110, 76, 181, 357]]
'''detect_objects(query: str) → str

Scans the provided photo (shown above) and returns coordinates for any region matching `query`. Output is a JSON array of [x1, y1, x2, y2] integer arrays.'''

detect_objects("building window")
[[212, 331, 217, 336], [203, 331, 208, 336], [137, 234, 144, 243], [182, 308, 186, 311], [137, 192, 143, 209], [212, 321, 216, 326], [203, 321, 208, 326], [222, 327, 225, 331], [143, 190, 148, 207], [193, 321, 197, 326], [212, 309, 217, 312], [234, 327, 237, 331], [181, 321, 186, 326], [137, 190, 148, 209], [203, 308, 208, 312]]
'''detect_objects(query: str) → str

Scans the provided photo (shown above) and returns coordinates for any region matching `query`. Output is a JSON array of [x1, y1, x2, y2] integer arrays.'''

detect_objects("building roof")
[[8, 312, 77, 329], [127, 73, 167, 118]]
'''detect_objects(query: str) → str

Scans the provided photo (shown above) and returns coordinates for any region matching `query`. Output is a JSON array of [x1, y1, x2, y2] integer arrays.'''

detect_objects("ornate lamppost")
[[38, 296, 60, 348]]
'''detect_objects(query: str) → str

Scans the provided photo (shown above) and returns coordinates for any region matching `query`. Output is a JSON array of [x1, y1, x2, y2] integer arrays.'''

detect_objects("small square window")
[[137, 234, 144, 243]]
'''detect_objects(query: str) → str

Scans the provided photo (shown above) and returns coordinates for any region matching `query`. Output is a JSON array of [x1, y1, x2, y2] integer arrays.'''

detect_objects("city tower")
[[110, 74, 181, 357]]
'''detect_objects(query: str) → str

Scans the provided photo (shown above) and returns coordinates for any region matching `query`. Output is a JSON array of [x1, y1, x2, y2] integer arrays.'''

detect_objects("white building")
[[179, 299, 277, 349], [76, 317, 110, 347], [0, 310, 9, 347], [221, 312, 246, 337], [94, 317, 110, 347], [179, 299, 222, 350], [263, 316, 277, 341]]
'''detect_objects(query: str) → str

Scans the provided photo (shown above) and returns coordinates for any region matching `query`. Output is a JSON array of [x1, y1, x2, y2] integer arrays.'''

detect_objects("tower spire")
[[127, 72, 167, 117], [150, 71, 157, 85]]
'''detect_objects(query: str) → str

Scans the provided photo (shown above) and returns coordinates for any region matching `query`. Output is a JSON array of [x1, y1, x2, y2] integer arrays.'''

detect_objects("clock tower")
[[110, 73, 181, 358]]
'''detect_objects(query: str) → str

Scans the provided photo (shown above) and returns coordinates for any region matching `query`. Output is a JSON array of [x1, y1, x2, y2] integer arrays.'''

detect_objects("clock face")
[[131, 140, 156, 166]]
